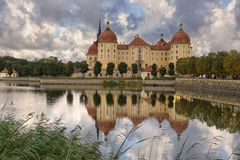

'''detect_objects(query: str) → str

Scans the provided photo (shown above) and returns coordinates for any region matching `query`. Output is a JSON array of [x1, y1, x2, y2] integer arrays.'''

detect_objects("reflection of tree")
[[118, 94, 126, 107], [159, 93, 166, 104], [106, 92, 114, 106], [80, 91, 88, 105], [66, 91, 73, 105], [175, 98, 240, 133], [131, 94, 137, 105], [93, 91, 101, 107], [151, 93, 157, 107], [46, 90, 66, 105], [168, 95, 174, 108]]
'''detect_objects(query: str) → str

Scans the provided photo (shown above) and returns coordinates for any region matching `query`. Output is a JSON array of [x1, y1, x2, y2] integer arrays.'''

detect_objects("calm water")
[[0, 82, 240, 160]]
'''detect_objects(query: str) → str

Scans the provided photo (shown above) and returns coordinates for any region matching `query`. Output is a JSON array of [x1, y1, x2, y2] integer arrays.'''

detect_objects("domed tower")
[[86, 41, 98, 68], [98, 21, 118, 69], [170, 23, 192, 65]]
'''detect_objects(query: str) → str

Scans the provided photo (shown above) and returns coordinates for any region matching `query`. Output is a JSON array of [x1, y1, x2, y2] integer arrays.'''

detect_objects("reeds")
[[0, 102, 102, 160]]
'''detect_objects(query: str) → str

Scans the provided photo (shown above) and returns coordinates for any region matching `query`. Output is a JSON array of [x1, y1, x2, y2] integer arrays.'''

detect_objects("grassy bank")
[[0, 113, 102, 160]]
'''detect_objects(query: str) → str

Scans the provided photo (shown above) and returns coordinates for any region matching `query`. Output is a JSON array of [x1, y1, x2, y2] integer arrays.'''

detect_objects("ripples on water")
[[0, 82, 240, 160]]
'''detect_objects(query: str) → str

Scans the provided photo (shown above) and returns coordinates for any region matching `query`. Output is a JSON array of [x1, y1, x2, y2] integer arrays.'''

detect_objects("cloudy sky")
[[0, 0, 240, 62]]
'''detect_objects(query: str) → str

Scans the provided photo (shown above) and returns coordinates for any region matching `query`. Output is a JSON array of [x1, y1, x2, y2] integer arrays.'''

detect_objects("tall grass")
[[0, 102, 102, 160]]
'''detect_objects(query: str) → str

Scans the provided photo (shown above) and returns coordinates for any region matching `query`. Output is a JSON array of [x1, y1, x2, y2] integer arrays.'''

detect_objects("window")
[[176, 45, 178, 48], [89, 73, 91, 77], [176, 56, 178, 60], [176, 50, 178, 54], [165, 57, 167, 61], [165, 52, 167, 56], [145, 64, 148, 67]]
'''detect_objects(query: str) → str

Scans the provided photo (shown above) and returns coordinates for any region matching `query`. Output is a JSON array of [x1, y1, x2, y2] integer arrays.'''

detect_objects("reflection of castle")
[[85, 90, 189, 140]]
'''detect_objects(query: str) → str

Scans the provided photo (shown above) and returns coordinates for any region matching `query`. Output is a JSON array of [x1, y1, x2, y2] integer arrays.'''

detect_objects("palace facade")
[[86, 20, 192, 77]]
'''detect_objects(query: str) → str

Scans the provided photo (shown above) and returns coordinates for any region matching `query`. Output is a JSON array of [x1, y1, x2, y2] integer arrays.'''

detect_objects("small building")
[[0, 68, 19, 78], [0, 68, 10, 78], [11, 69, 18, 77], [141, 65, 152, 80]]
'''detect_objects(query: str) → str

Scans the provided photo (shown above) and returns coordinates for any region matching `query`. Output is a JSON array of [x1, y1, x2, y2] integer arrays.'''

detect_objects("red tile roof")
[[143, 65, 152, 72], [87, 41, 98, 56], [117, 44, 129, 50], [1, 68, 8, 73], [129, 36, 150, 46]]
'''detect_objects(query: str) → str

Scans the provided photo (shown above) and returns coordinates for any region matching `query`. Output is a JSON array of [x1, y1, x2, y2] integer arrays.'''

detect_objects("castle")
[[86, 20, 192, 78]]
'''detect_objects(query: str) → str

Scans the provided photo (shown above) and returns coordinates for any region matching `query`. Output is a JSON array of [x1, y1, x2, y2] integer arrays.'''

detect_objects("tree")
[[80, 91, 88, 105], [106, 62, 115, 77], [93, 61, 102, 77], [224, 51, 240, 77], [79, 61, 89, 77], [187, 57, 197, 75], [118, 94, 127, 106], [93, 91, 101, 107], [168, 95, 174, 108], [131, 63, 138, 76], [159, 93, 166, 104], [151, 63, 157, 77], [65, 61, 74, 76], [168, 63, 175, 75], [150, 93, 157, 107], [66, 91, 73, 105], [106, 92, 114, 106], [159, 66, 167, 77], [131, 94, 137, 105], [118, 62, 128, 78], [211, 52, 227, 77]]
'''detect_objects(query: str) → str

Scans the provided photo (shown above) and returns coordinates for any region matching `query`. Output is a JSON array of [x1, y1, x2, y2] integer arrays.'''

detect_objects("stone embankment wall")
[[176, 78, 240, 97], [0, 77, 176, 87]]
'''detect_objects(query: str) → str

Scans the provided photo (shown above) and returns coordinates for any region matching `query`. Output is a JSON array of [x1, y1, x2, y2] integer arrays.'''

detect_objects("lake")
[[0, 81, 240, 160]]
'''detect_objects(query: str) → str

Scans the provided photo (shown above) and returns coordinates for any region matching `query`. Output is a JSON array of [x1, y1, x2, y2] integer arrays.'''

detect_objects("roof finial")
[[106, 20, 110, 30], [179, 23, 184, 32], [160, 34, 164, 39]]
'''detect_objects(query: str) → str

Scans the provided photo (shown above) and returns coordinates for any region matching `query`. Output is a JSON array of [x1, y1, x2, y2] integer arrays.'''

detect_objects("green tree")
[[118, 94, 127, 106], [223, 51, 240, 76], [131, 63, 138, 76], [168, 63, 175, 75], [131, 94, 137, 105], [65, 61, 74, 76], [93, 91, 101, 107], [66, 91, 73, 105], [151, 63, 157, 77], [159, 93, 166, 104], [93, 61, 102, 77], [150, 93, 157, 107], [159, 66, 167, 77], [187, 57, 197, 75], [211, 52, 227, 77], [106, 92, 114, 106], [118, 62, 128, 78], [106, 62, 115, 77], [80, 92, 88, 105], [79, 61, 89, 77], [168, 95, 174, 108]]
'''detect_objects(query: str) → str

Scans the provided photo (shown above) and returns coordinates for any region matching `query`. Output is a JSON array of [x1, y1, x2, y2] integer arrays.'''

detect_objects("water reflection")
[[45, 90, 66, 105], [84, 90, 187, 140], [1, 82, 240, 159]]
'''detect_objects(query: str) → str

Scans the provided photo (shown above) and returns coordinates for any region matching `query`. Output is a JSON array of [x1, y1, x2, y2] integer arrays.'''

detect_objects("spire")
[[97, 19, 101, 41], [179, 23, 184, 32]]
